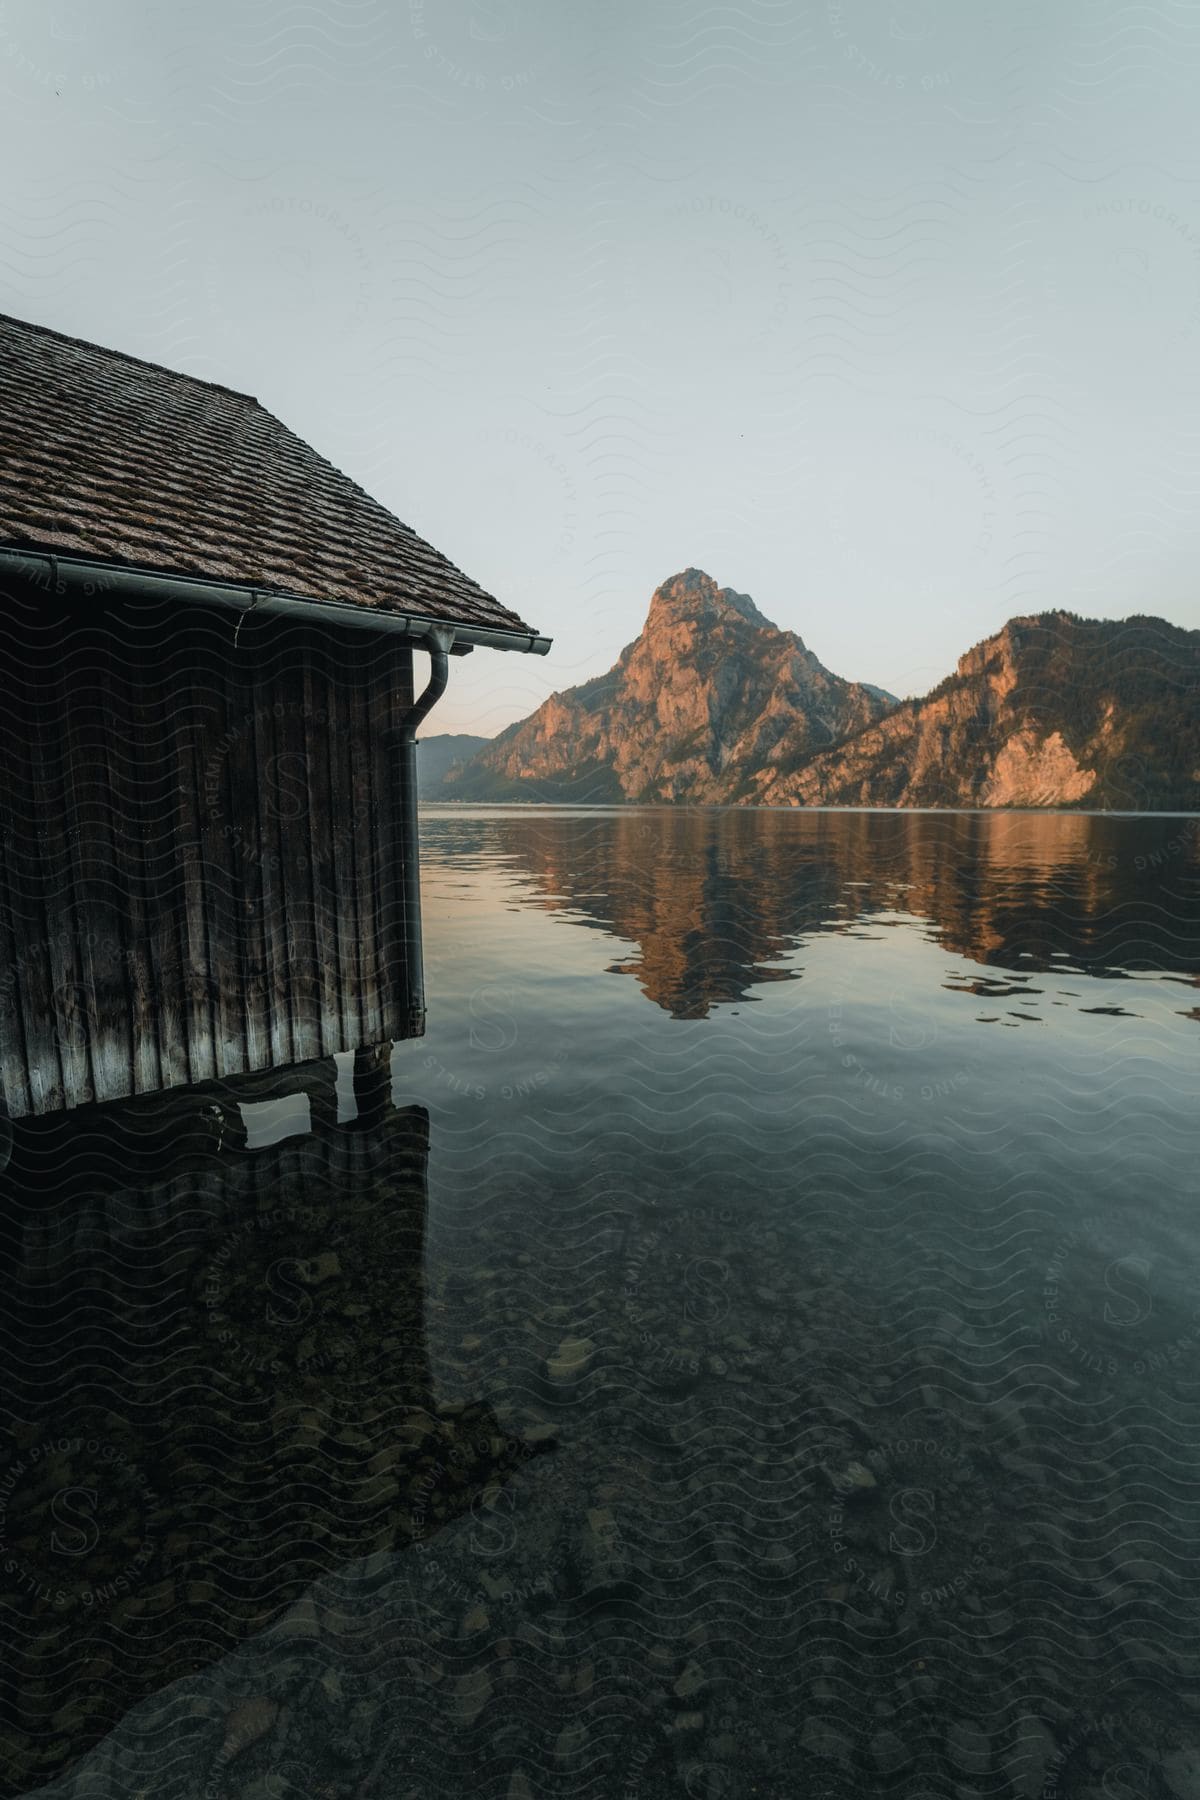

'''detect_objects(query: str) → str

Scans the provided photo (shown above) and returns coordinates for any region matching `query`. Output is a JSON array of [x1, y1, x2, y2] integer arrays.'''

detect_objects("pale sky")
[[3, 1, 1200, 733]]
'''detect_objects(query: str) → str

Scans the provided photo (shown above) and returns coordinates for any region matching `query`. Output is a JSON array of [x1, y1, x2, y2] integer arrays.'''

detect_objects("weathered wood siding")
[[0, 581, 417, 1118]]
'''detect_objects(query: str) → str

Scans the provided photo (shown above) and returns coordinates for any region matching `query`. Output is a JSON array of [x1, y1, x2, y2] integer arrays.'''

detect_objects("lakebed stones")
[[616, 1204, 792, 1392], [198, 1190, 427, 1400], [220, 1695, 281, 1761], [819, 1458, 877, 1499], [800, 1715, 855, 1767], [673, 1660, 707, 1700], [18, 1145, 1200, 1799], [546, 1335, 595, 1382], [1032, 1691, 1200, 1800], [948, 1718, 991, 1776], [405, 1416, 563, 1622], [0, 1420, 159, 1615], [869, 1728, 914, 1774], [576, 1502, 633, 1597], [1040, 1214, 1200, 1395], [1002, 1715, 1061, 1800], [1164, 1748, 1200, 1800], [817, 1414, 1004, 1620]]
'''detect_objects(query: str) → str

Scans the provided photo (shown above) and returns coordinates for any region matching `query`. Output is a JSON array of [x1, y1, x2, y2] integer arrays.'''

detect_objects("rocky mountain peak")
[[442, 571, 893, 805], [645, 568, 776, 636], [953, 611, 1071, 682]]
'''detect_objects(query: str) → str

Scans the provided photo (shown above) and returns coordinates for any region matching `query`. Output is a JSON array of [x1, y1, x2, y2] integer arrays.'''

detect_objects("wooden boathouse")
[[0, 312, 550, 1120]]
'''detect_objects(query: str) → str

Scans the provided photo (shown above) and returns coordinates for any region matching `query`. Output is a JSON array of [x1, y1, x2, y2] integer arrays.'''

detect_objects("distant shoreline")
[[420, 801, 1200, 819]]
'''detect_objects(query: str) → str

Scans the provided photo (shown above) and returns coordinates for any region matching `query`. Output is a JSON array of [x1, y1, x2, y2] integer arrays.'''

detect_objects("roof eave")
[[0, 547, 552, 656]]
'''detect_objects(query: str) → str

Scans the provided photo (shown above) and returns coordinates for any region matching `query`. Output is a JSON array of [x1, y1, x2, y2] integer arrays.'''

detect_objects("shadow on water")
[[0, 1047, 552, 1797]]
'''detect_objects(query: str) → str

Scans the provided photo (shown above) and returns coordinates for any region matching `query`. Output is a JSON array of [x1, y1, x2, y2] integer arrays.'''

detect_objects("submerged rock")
[[820, 1459, 878, 1499], [546, 1337, 595, 1381]]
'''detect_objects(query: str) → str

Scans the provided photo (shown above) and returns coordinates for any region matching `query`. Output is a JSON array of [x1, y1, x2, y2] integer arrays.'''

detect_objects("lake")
[[4, 806, 1200, 1799]]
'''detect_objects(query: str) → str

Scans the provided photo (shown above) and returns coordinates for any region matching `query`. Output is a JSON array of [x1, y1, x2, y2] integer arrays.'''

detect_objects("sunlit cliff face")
[[446, 568, 892, 805], [756, 610, 1199, 811], [442, 576, 1200, 813]]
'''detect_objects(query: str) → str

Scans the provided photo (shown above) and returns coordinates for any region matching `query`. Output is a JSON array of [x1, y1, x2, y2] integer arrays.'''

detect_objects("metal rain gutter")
[[0, 548, 553, 656]]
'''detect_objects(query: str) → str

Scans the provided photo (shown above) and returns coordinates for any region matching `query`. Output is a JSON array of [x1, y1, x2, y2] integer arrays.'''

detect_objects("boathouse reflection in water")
[[0, 1046, 537, 1797]]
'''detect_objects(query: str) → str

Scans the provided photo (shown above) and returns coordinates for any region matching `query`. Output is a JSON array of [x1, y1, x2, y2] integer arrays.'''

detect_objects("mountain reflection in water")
[[424, 805, 1200, 1017]]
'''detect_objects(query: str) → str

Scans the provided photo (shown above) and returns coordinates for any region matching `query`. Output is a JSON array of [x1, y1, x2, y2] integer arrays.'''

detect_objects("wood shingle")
[[0, 312, 538, 636]]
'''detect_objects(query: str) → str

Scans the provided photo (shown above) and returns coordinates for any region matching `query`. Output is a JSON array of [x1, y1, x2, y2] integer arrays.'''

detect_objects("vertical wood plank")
[[41, 620, 92, 1111], [195, 611, 250, 1083], [302, 645, 340, 1058], [347, 636, 378, 1046], [277, 638, 319, 1063], [164, 606, 218, 1086], [130, 599, 189, 1094], [102, 606, 164, 1102], [234, 641, 276, 1075], [326, 640, 364, 1048], [58, 611, 130, 1111], [22, 609, 74, 1114], [249, 627, 294, 1074]]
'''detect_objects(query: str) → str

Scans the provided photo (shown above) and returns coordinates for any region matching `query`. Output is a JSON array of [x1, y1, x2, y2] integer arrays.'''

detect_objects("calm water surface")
[[5, 807, 1200, 1799]]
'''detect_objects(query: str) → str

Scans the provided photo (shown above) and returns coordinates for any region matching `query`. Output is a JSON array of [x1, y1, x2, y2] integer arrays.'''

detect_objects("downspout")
[[397, 627, 454, 1037]]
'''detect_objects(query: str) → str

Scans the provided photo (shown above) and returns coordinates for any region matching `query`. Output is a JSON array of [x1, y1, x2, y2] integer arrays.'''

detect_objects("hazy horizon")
[[3, 2, 1200, 732]]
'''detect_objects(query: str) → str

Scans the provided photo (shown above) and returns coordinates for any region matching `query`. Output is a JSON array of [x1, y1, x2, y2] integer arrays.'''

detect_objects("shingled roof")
[[0, 312, 540, 639]]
